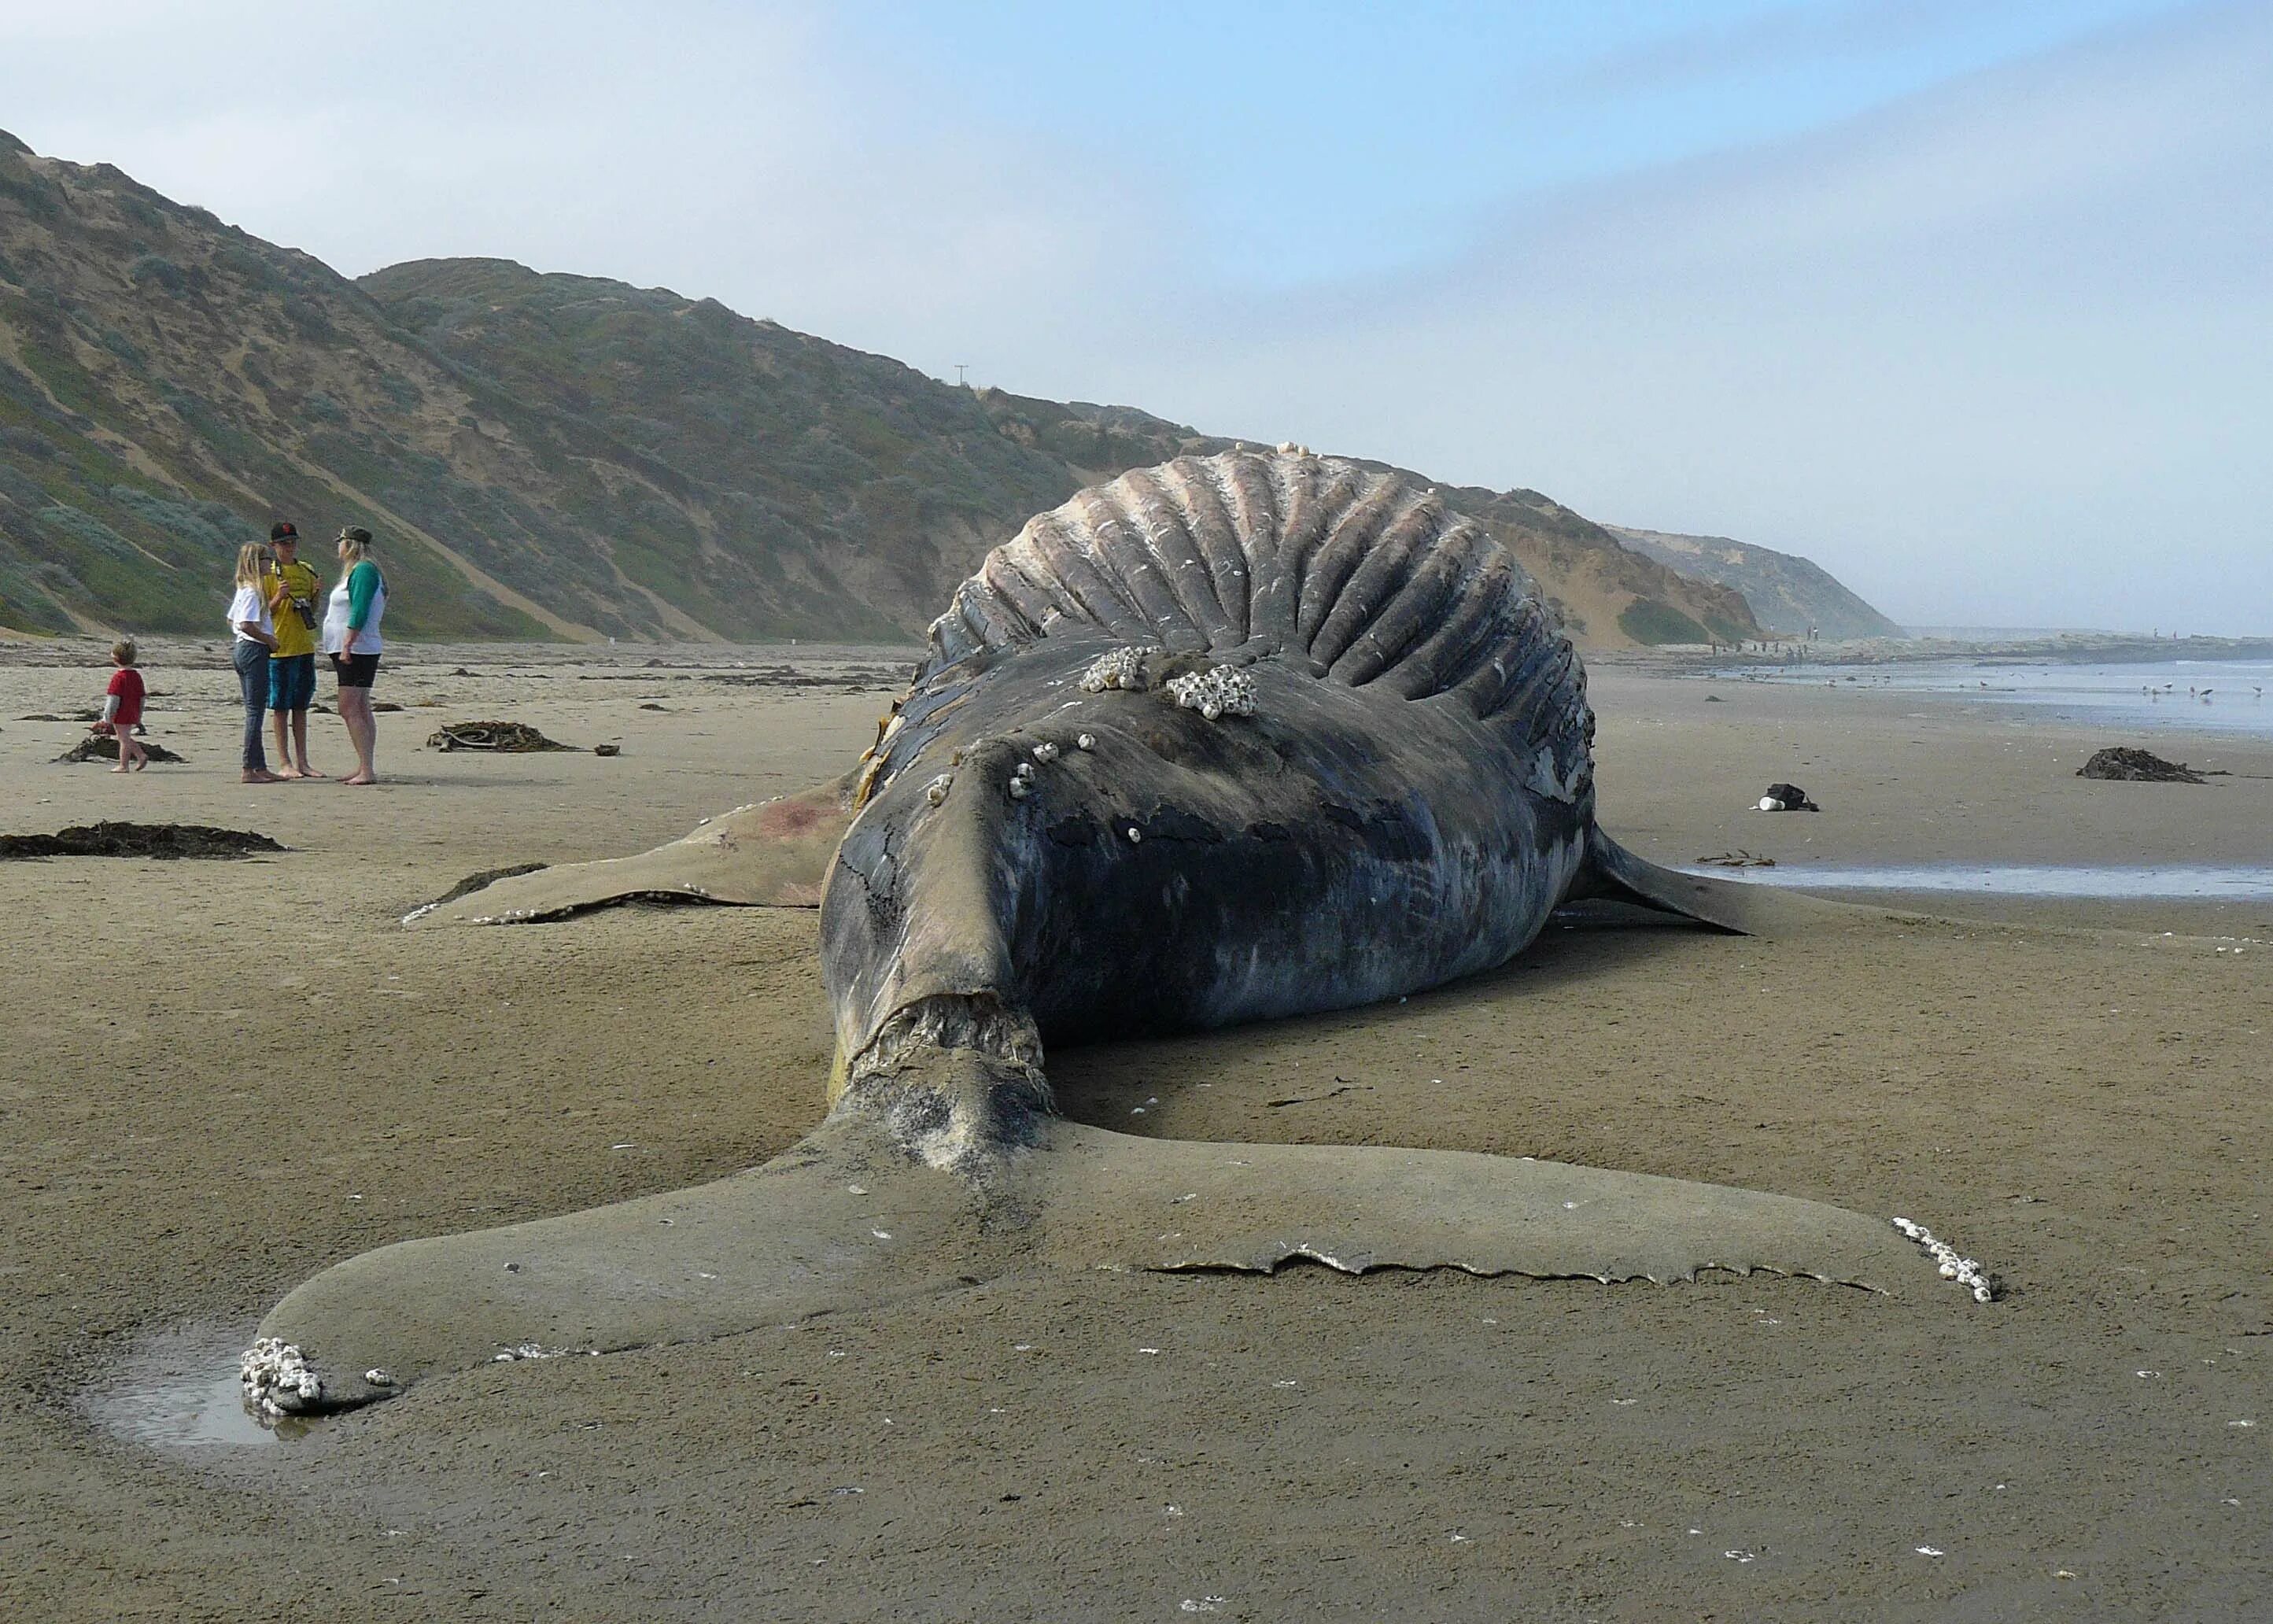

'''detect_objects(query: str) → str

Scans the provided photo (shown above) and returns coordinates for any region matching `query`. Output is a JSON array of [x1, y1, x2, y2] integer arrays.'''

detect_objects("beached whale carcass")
[[818, 449, 1735, 1167], [251, 451, 1932, 1413]]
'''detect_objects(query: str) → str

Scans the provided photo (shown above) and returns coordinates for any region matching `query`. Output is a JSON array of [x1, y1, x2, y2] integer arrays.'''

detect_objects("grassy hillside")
[[1, 130, 1758, 649]]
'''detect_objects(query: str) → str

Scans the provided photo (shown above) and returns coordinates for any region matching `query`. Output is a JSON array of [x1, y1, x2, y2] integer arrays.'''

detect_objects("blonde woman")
[[320, 526, 387, 785], [227, 541, 283, 784]]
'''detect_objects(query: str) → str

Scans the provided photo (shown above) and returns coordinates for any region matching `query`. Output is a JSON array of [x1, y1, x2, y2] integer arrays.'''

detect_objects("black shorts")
[[330, 652, 381, 688]]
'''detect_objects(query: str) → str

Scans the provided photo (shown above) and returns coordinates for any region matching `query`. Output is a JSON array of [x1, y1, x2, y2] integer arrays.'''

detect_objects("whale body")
[[821, 449, 1725, 1167]]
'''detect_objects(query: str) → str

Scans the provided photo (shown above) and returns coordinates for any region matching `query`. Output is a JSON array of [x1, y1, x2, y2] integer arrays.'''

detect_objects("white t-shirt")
[[320, 561, 386, 656], [228, 584, 273, 644]]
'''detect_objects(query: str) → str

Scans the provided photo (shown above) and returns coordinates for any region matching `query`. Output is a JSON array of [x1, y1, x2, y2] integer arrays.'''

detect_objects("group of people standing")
[[226, 521, 388, 784]]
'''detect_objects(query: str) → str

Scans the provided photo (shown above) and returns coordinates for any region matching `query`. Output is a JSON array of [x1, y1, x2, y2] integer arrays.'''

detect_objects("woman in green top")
[[319, 526, 388, 786]]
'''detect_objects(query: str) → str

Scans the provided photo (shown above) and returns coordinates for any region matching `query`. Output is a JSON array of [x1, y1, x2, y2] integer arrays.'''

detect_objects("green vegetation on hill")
[[0, 131, 1762, 649], [1617, 599, 1711, 646]]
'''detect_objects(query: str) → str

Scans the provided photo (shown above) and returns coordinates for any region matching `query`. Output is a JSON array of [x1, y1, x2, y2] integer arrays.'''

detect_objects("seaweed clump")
[[55, 735, 186, 764], [426, 721, 576, 753], [2077, 747, 2205, 784], [0, 822, 283, 860]]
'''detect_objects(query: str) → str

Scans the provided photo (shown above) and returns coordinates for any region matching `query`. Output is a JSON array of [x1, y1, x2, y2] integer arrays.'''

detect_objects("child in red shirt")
[[103, 639, 147, 773]]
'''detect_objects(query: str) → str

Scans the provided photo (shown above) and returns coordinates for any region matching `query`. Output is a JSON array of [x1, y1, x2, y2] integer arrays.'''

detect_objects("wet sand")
[[2, 642, 2267, 1621]]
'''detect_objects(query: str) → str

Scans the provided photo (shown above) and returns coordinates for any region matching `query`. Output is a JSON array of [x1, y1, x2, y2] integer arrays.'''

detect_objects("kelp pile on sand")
[[54, 736, 186, 765], [426, 721, 577, 753], [2078, 747, 2205, 784], [0, 822, 282, 860]]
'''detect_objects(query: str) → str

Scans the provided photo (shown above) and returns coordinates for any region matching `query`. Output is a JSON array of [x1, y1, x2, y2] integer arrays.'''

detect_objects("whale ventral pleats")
[[919, 450, 1591, 760]]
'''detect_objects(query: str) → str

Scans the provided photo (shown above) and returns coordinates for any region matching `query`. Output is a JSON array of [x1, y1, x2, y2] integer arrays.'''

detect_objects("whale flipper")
[[413, 775, 858, 925], [1575, 829, 1768, 935]]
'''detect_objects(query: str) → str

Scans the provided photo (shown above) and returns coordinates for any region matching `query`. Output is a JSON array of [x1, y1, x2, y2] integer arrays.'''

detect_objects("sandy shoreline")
[[2, 643, 2267, 1620]]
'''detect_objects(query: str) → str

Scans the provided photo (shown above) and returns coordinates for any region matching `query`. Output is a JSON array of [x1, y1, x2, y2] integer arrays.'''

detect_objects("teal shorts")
[[267, 652, 316, 712]]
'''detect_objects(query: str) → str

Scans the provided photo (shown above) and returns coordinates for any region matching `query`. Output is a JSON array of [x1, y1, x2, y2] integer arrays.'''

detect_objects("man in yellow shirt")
[[263, 521, 325, 778]]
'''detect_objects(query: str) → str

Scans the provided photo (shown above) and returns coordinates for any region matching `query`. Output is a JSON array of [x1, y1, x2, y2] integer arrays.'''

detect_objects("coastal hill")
[[1607, 525, 1906, 641], [0, 129, 1756, 648]]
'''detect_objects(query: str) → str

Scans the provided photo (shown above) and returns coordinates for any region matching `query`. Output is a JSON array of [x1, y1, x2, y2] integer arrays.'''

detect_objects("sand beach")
[[1, 639, 2267, 1621]]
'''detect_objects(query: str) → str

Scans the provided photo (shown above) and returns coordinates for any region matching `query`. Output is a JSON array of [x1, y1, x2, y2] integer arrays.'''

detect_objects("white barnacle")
[[1009, 781, 1030, 800], [1164, 666, 1257, 722], [1079, 645, 1162, 693], [1127, 826, 1142, 843], [1077, 733, 1095, 751], [239, 1336, 325, 1414], [1894, 1215, 2000, 1303], [924, 773, 954, 806], [1032, 741, 1061, 763]]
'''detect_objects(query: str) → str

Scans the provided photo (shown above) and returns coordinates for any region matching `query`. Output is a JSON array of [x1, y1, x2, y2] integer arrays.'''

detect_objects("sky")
[[2, 0, 2267, 633]]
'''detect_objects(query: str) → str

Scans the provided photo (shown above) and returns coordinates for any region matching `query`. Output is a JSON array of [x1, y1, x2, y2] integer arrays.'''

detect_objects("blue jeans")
[[233, 639, 270, 772]]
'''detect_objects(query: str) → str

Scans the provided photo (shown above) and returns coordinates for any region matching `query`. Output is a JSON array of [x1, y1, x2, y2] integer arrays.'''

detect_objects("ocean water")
[[1719, 658, 2273, 738], [1677, 862, 2273, 901]]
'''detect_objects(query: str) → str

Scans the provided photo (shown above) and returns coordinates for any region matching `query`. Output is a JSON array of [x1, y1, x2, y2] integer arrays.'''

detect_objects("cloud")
[[1102, 2, 2272, 630]]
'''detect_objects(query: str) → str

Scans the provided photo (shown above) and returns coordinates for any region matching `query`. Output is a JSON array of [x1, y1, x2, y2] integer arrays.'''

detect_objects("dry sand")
[[1, 640, 2267, 1622]]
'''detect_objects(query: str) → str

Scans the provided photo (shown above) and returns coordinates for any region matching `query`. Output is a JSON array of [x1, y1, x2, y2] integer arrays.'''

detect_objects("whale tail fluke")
[[249, 1109, 1931, 1415], [410, 774, 859, 927], [1026, 1122, 1925, 1297], [1575, 829, 1766, 935]]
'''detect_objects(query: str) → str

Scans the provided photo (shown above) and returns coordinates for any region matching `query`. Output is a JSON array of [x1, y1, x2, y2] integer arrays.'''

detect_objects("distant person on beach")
[[228, 541, 283, 784], [320, 525, 386, 786], [261, 521, 325, 779], [101, 638, 147, 773]]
